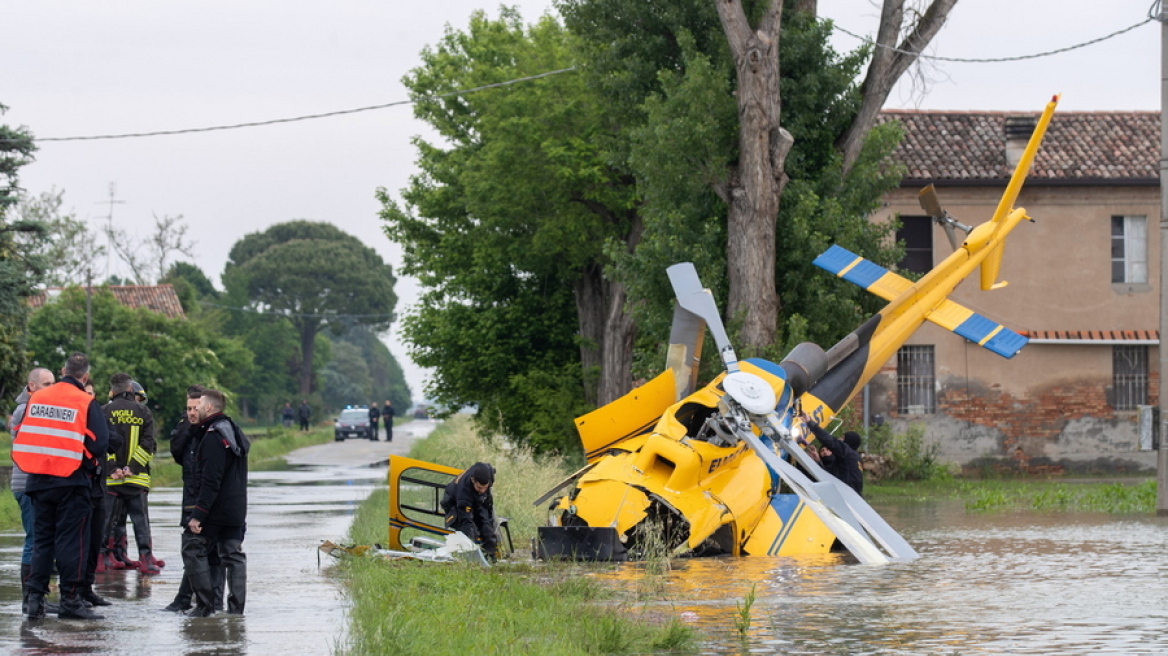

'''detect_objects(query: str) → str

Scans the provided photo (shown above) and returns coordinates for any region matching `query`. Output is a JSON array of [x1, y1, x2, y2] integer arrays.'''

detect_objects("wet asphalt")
[[0, 420, 436, 655]]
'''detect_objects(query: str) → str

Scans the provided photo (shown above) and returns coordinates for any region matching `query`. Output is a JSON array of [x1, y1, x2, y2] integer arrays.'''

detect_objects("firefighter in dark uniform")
[[101, 373, 163, 574], [183, 388, 250, 616], [15, 352, 110, 620], [440, 462, 498, 561]]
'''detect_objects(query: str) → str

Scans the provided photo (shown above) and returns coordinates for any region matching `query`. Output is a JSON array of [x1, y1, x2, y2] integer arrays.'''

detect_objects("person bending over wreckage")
[[441, 462, 499, 562]]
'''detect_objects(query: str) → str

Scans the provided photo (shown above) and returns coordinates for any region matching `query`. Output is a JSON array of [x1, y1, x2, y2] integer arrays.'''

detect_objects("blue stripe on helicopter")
[[953, 313, 1029, 358], [813, 245, 888, 290], [766, 494, 803, 555]]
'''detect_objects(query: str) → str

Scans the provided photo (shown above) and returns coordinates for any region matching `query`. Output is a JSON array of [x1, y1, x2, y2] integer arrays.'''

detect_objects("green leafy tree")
[[380, 9, 636, 451], [225, 221, 397, 397], [329, 325, 412, 411], [0, 104, 38, 408], [561, 0, 951, 351], [25, 287, 246, 422]]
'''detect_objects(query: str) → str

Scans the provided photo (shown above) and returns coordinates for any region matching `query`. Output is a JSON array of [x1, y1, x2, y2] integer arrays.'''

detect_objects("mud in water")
[[594, 499, 1168, 655], [0, 422, 435, 655]]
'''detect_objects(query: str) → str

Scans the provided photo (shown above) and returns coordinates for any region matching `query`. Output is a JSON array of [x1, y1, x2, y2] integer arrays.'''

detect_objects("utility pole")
[[1158, 3, 1168, 516], [97, 182, 125, 282]]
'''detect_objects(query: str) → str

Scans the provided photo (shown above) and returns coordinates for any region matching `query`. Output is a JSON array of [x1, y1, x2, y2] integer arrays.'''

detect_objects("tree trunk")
[[574, 264, 606, 407], [296, 321, 317, 397], [836, 0, 958, 176], [715, 0, 793, 350]]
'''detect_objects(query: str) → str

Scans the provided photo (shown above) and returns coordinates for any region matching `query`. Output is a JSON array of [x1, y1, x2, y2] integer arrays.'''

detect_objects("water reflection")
[[595, 500, 1168, 655]]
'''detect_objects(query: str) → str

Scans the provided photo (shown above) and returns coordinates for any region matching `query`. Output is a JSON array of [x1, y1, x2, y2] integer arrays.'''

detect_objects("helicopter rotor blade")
[[667, 263, 739, 374]]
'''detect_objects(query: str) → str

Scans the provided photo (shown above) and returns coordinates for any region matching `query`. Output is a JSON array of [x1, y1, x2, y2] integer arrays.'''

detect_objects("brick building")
[[865, 109, 1160, 473]]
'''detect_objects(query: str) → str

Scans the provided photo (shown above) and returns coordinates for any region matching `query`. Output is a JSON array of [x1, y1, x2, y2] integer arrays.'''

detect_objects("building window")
[[897, 215, 933, 274], [1113, 345, 1148, 410], [1111, 216, 1147, 283], [897, 345, 936, 414]]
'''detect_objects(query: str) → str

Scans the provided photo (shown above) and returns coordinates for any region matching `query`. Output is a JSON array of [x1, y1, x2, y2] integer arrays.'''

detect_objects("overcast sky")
[[3, 0, 1160, 399]]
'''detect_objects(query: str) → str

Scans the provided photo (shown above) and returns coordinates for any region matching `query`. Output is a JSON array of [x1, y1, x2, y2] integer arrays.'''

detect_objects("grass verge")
[[869, 477, 1158, 513], [337, 415, 697, 656]]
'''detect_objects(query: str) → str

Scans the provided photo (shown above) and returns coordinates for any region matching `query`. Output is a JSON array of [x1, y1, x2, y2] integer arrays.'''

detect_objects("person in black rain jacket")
[[440, 462, 498, 559], [800, 414, 864, 495]]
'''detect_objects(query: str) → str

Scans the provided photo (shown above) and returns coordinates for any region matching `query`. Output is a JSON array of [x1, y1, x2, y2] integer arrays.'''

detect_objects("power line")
[[22, 67, 578, 143], [833, 14, 1154, 63]]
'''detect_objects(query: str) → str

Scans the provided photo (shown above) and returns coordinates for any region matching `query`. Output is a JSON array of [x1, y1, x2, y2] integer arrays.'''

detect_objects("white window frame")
[[1112, 215, 1147, 284]]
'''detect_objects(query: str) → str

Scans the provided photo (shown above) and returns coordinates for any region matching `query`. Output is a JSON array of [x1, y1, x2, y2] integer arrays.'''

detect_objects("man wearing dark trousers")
[[102, 373, 162, 574], [182, 388, 250, 616], [368, 403, 381, 441], [382, 400, 395, 442], [15, 352, 110, 620]]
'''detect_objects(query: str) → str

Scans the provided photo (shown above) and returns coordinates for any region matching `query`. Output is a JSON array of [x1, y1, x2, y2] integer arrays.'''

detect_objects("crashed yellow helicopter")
[[388, 95, 1060, 565]]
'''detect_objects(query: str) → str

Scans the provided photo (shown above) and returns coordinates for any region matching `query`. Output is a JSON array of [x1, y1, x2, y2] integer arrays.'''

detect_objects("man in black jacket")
[[182, 388, 250, 616], [367, 403, 381, 441], [101, 373, 161, 574], [162, 385, 226, 613], [18, 352, 110, 620], [440, 462, 498, 560], [801, 414, 864, 495]]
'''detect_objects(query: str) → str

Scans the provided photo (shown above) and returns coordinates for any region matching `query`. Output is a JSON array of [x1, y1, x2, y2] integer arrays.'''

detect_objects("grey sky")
[[3, 0, 1159, 398]]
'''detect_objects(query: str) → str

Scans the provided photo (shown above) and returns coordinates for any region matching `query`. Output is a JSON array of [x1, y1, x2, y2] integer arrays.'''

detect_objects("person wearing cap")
[[101, 374, 163, 574], [440, 462, 499, 561], [799, 414, 864, 495]]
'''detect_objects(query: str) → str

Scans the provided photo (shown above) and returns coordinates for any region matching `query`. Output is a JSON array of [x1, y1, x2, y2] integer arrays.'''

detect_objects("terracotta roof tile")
[[27, 285, 185, 319], [879, 110, 1159, 181]]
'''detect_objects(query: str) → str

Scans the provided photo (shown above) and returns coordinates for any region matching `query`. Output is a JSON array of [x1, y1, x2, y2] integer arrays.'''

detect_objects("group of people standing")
[[9, 352, 249, 621], [367, 400, 395, 441]]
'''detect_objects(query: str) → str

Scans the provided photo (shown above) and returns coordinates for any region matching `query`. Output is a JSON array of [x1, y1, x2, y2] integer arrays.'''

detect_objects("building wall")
[[863, 184, 1160, 472]]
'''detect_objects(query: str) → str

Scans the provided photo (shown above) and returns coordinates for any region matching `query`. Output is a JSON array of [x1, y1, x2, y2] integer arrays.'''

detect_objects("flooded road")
[[0, 420, 437, 655], [596, 499, 1168, 655]]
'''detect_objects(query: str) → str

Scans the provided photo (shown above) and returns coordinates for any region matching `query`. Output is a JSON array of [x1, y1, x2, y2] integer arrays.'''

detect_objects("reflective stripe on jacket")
[[12, 382, 93, 477]]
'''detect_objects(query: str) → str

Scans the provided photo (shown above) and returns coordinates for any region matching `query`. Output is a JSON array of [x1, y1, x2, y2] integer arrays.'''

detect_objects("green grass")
[[338, 415, 697, 656], [868, 477, 1158, 513]]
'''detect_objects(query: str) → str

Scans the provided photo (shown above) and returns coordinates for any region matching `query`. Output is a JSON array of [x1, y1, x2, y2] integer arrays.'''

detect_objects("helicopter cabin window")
[[897, 215, 933, 274], [1112, 345, 1148, 410], [1111, 216, 1147, 284], [897, 345, 935, 414]]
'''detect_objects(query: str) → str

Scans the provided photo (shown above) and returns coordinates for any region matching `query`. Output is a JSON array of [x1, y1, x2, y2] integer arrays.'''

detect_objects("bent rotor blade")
[[735, 425, 889, 565], [667, 263, 739, 373]]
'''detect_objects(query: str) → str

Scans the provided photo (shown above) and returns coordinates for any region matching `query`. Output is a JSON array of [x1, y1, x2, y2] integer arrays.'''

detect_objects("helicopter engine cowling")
[[779, 342, 828, 399]]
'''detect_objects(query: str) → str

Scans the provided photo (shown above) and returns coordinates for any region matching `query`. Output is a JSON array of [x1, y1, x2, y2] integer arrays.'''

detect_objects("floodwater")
[[0, 421, 435, 655], [595, 499, 1168, 655]]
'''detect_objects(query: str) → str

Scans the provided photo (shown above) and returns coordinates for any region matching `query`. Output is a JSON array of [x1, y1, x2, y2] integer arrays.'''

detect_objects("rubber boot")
[[20, 563, 30, 616], [26, 592, 45, 620], [80, 585, 112, 607], [114, 535, 137, 570], [138, 550, 164, 575], [59, 593, 105, 620], [220, 539, 247, 615], [163, 573, 193, 612]]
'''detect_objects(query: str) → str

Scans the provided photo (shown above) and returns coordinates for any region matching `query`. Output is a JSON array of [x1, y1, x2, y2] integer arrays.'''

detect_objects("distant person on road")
[[281, 402, 294, 429], [383, 400, 395, 442], [10, 367, 56, 616], [440, 462, 498, 561], [297, 400, 311, 431], [183, 388, 250, 616], [800, 414, 864, 495], [16, 352, 110, 620], [368, 403, 381, 441]]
